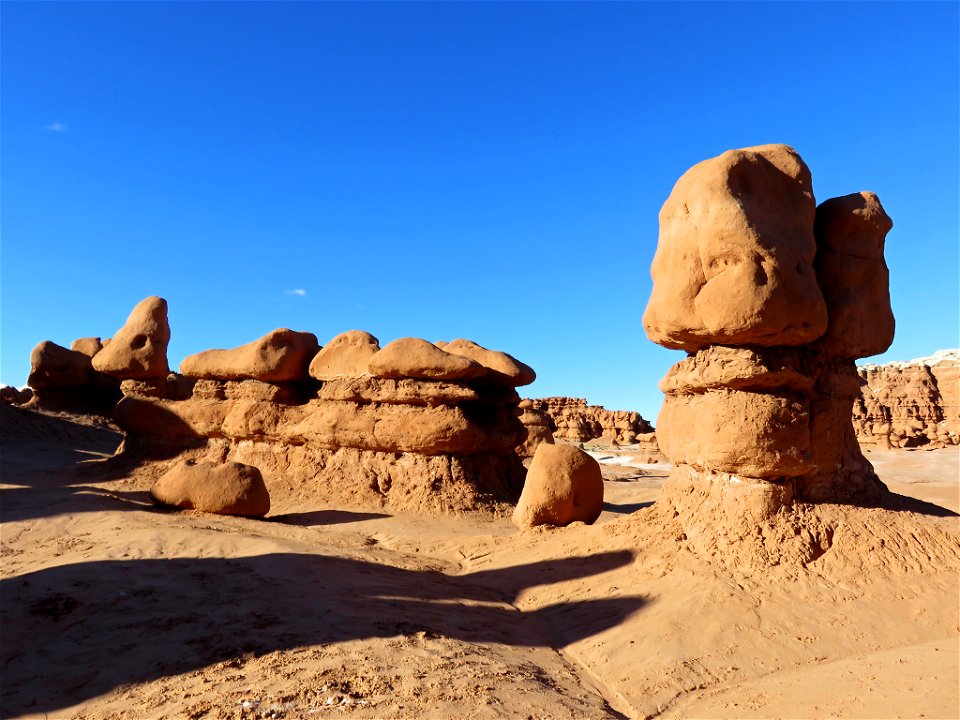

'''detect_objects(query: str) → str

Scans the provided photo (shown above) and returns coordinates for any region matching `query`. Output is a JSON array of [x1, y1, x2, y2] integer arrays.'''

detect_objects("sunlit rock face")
[[645, 144, 895, 520]]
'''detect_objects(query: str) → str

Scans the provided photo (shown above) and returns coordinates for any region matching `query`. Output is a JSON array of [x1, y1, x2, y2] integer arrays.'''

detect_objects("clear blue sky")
[[2, 1, 957, 422]]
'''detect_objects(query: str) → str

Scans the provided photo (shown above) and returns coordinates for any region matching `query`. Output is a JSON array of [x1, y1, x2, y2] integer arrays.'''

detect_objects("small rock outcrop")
[[516, 399, 555, 458], [0, 386, 33, 405], [645, 144, 895, 526], [855, 350, 959, 448], [526, 397, 654, 445], [26, 340, 120, 412], [71, 337, 105, 357], [180, 328, 319, 382], [150, 459, 270, 517], [92, 296, 171, 379], [512, 443, 604, 528]]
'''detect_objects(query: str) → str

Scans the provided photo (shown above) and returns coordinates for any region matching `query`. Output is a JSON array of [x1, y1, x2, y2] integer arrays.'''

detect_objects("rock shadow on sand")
[[1, 550, 646, 717]]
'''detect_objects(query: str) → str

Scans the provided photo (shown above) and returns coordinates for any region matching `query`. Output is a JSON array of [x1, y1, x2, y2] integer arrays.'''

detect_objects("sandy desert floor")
[[1, 406, 958, 719]]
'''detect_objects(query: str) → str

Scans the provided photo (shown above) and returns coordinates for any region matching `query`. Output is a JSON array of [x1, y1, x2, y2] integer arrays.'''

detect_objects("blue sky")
[[2, 1, 957, 422]]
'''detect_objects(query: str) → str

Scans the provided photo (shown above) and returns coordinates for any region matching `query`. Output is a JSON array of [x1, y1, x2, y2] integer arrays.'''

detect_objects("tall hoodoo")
[[644, 144, 894, 522]]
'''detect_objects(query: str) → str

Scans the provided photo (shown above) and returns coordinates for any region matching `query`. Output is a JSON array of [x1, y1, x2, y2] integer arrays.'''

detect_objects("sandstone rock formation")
[[512, 443, 603, 528], [71, 337, 105, 357], [180, 328, 319, 383], [93, 309, 533, 513], [645, 144, 895, 522], [25, 340, 120, 412], [526, 397, 654, 446], [643, 144, 828, 351], [150, 459, 270, 517], [308, 330, 380, 380], [516, 398, 555, 458], [0, 386, 33, 405], [855, 350, 959, 449], [92, 296, 170, 379]]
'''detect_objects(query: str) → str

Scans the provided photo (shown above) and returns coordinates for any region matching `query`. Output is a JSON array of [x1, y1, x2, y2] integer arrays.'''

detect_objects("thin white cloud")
[[284, 289, 307, 297], [44, 122, 68, 132]]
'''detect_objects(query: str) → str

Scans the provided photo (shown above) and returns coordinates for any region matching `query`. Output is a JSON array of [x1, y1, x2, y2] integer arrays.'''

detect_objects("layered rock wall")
[[526, 397, 653, 445], [854, 350, 959, 449]]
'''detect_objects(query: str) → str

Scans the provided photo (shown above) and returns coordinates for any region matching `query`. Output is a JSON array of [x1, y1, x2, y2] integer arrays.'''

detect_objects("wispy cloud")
[[44, 121, 68, 132], [284, 289, 307, 297]]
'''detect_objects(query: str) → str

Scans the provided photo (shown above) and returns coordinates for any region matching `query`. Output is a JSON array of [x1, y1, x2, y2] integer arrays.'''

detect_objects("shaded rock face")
[[526, 397, 654, 446], [150, 459, 270, 517], [855, 351, 959, 449], [92, 296, 170, 379], [645, 144, 895, 518], [26, 340, 120, 413], [512, 444, 603, 528], [0, 386, 33, 405]]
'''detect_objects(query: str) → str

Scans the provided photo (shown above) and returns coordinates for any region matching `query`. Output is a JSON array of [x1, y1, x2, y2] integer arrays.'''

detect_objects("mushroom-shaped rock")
[[309, 330, 381, 380], [92, 296, 171, 379], [368, 337, 486, 381], [814, 192, 895, 359], [643, 144, 828, 351], [180, 328, 319, 382], [513, 444, 603, 528], [444, 339, 536, 386], [27, 341, 95, 389], [150, 460, 270, 517], [71, 337, 104, 358]]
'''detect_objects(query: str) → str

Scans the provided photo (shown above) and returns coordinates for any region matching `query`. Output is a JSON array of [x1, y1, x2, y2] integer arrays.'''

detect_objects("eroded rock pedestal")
[[110, 326, 533, 514], [644, 145, 896, 525]]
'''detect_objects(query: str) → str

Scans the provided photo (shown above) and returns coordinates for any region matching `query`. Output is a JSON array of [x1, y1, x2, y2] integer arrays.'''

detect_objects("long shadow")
[[0, 404, 199, 523], [602, 500, 655, 515], [853, 491, 959, 518], [273, 509, 392, 526], [0, 550, 646, 717]]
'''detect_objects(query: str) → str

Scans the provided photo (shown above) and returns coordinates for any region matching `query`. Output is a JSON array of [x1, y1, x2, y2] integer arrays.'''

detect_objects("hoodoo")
[[644, 144, 896, 528]]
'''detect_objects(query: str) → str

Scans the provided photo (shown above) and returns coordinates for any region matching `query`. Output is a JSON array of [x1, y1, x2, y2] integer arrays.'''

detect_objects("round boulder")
[[512, 443, 604, 528], [150, 460, 270, 517]]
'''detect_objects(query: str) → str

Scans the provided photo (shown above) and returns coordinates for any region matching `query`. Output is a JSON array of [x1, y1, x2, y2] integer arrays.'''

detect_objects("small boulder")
[[512, 444, 604, 528], [92, 296, 171, 379], [309, 330, 381, 380], [150, 459, 270, 517], [368, 337, 486, 381], [180, 328, 319, 382]]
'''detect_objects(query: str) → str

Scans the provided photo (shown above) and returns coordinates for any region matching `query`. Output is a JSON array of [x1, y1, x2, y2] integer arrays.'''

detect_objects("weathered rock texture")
[[150, 459, 270, 517], [180, 328, 319, 382], [516, 399, 556, 458], [512, 443, 604, 528], [526, 397, 654, 446], [92, 296, 171, 379], [105, 316, 533, 513], [645, 144, 896, 522], [855, 350, 959, 449]]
